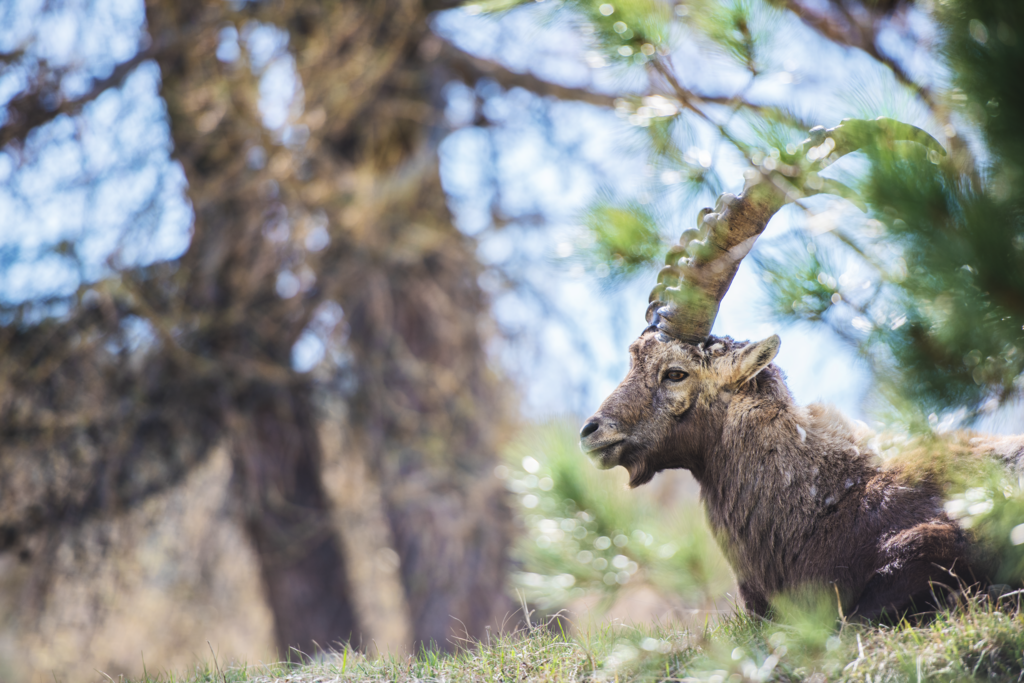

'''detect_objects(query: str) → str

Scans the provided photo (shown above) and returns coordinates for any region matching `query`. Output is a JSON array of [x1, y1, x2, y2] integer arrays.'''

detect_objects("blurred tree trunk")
[[142, 0, 511, 653], [278, 0, 514, 647], [144, 0, 361, 655], [226, 387, 357, 653], [340, 162, 513, 645]]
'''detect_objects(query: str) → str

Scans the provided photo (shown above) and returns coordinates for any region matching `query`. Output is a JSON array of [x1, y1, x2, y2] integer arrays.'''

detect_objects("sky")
[[3, 0, 1017, 433]]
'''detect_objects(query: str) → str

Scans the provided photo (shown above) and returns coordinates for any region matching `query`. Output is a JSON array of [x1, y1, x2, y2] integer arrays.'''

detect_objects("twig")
[[440, 41, 617, 108]]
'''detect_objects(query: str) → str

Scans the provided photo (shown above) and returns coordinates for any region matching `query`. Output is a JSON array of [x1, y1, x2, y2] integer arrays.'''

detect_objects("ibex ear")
[[729, 335, 781, 387]]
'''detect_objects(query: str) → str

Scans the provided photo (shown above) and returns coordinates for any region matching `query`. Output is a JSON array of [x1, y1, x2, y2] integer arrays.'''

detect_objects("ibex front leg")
[[738, 582, 770, 617]]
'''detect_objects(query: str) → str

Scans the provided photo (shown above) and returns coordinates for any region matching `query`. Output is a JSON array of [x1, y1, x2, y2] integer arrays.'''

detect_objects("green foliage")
[[976, 489, 1024, 586], [774, 0, 1024, 422], [940, 1, 1024, 168], [755, 238, 842, 324], [570, 0, 672, 65], [686, 0, 782, 73], [501, 422, 732, 613], [854, 135, 1024, 417], [581, 200, 667, 283], [945, 463, 1024, 586], [474, 0, 672, 64]]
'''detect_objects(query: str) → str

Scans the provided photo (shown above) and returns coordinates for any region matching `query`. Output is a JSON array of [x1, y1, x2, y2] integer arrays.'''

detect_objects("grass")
[[118, 421, 1024, 683], [125, 594, 1024, 683]]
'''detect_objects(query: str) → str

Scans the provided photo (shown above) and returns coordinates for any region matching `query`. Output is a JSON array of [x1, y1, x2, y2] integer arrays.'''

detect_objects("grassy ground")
[[121, 423, 1024, 682], [128, 594, 1024, 683]]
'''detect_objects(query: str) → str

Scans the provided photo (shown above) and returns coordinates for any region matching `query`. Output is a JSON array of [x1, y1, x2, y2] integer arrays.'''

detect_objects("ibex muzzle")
[[579, 119, 1024, 620]]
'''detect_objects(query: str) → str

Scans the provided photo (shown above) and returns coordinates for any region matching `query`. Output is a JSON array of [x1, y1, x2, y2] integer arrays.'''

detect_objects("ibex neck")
[[696, 396, 874, 585]]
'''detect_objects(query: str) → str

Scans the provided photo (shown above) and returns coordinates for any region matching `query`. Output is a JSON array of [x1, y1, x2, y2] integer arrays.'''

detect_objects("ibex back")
[[580, 119, 1024, 620]]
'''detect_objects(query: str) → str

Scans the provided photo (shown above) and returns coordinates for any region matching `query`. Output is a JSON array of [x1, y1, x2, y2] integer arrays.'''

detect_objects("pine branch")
[[777, 0, 979, 182], [779, 0, 922, 95]]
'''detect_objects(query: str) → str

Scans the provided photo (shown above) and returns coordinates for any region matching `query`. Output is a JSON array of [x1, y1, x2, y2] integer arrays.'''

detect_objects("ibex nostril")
[[580, 420, 600, 439]]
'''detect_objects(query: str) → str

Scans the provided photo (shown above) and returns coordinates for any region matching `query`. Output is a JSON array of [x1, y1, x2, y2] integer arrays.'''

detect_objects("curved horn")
[[646, 117, 945, 344]]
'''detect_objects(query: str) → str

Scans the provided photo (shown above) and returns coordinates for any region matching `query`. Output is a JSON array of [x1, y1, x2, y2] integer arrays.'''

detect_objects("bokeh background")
[[2, 0, 1023, 681]]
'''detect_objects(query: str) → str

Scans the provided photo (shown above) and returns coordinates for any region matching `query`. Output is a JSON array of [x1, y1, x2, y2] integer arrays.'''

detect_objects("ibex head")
[[581, 332, 781, 487], [580, 118, 945, 486]]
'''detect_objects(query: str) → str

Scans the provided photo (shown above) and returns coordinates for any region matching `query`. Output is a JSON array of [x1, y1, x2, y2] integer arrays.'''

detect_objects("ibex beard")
[[579, 118, 1024, 622]]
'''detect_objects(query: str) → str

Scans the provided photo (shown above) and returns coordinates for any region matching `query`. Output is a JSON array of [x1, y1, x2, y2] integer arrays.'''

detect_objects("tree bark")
[[338, 160, 514, 646], [226, 384, 358, 654], [277, 0, 515, 647], [144, 0, 361, 654]]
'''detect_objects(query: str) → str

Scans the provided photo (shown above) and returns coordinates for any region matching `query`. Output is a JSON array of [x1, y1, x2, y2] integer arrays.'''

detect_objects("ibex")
[[579, 119, 1024, 621]]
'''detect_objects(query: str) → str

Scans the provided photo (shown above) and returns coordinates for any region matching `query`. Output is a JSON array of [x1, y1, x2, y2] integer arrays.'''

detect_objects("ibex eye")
[[665, 369, 688, 382]]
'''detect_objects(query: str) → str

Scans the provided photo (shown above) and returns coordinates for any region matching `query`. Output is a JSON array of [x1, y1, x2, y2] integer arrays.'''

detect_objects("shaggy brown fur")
[[580, 331, 1024, 621]]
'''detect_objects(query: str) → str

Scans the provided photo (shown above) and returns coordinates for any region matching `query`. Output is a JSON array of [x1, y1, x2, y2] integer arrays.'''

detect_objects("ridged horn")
[[646, 117, 945, 344]]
